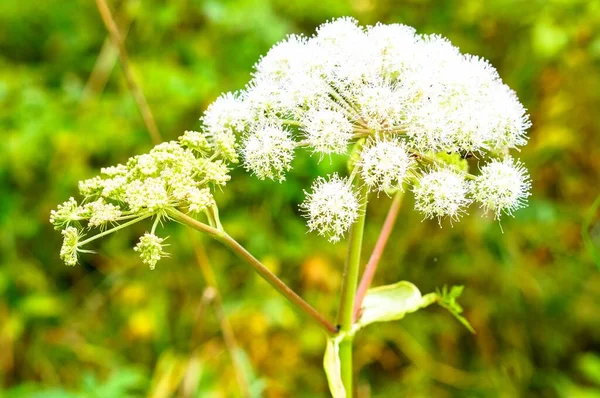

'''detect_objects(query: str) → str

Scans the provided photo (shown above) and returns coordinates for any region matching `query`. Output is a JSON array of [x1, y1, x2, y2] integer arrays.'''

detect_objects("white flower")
[[242, 123, 295, 181], [186, 187, 215, 213], [314, 17, 369, 85], [300, 108, 353, 156], [359, 137, 413, 193], [202, 92, 250, 133], [485, 83, 530, 150], [365, 23, 419, 78], [82, 199, 122, 227], [201, 92, 249, 162], [100, 164, 127, 176], [54, 17, 534, 256], [134, 233, 168, 270], [472, 158, 531, 218], [179, 130, 211, 153], [60, 227, 81, 266], [354, 80, 407, 131], [124, 178, 169, 213], [79, 177, 104, 197], [413, 168, 472, 224], [50, 197, 82, 230], [300, 174, 359, 242], [199, 159, 231, 186]]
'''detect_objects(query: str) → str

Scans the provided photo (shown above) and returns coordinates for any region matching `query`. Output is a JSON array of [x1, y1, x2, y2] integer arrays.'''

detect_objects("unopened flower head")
[[359, 137, 414, 193], [186, 187, 215, 213], [413, 168, 472, 224], [472, 158, 531, 219], [60, 227, 81, 266], [51, 129, 235, 264], [83, 199, 122, 228], [300, 174, 360, 242], [179, 130, 211, 154], [134, 233, 168, 270], [50, 197, 82, 230]]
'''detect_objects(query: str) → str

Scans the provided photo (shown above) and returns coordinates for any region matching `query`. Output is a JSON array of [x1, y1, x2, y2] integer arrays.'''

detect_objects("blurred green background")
[[1, 0, 599, 397]]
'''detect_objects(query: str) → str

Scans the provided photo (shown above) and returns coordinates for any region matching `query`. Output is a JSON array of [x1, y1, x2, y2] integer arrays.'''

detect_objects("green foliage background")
[[1, 0, 599, 396]]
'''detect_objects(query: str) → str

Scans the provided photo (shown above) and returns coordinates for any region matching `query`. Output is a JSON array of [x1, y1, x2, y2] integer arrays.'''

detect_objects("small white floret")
[[242, 124, 295, 181], [413, 168, 472, 224], [359, 137, 414, 193], [472, 158, 531, 219], [300, 174, 359, 242], [301, 108, 353, 156], [134, 233, 168, 270]]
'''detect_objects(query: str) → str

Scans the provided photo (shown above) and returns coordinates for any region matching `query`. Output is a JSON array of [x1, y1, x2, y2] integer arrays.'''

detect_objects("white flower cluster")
[[300, 174, 360, 242], [53, 18, 533, 259], [51, 131, 231, 267], [134, 233, 168, 270], [196, 18, 531, 240], [472, 158, 531, 219]]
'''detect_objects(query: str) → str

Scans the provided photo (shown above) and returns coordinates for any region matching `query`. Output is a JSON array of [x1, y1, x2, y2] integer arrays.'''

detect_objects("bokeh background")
[[1, 0, 600, 397]]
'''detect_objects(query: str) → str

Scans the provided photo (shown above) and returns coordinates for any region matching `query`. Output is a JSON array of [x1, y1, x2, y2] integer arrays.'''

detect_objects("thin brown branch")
[[94, 0, 162, 144], [82, 0, 137, 102], [353, 191, 404, 322], [169, 209, 338, 335]]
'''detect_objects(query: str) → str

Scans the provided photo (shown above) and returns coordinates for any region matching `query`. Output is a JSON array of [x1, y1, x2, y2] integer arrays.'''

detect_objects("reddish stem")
[[353, 191, 404, 322]]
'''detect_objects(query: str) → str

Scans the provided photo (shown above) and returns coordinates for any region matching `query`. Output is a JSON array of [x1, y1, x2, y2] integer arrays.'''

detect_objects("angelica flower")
[[60, 227, 81, 266], [124, 178, 170, 213], [413, 168, 472, 224], [179, 130, 211, 154], [201, 92, 249, 162], [300, 174, 359, 242], [242, 123, 295, 181], [301, 108, 353, 156], [50, 197, 82, 230], [186, 187, 215, 213], [199, 159, 231, 186], [472, 158, 531, 219], [134, 233, 168, 270], [355, 81, 407, 131], [359, 137, 413, 193], [82, 199, 122, 227]]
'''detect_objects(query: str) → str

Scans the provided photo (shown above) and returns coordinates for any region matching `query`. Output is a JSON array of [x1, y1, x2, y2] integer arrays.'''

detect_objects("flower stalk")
[[354, 190, 404, 322], [168, 208, 338, 336], [336, 179, 369, 396]]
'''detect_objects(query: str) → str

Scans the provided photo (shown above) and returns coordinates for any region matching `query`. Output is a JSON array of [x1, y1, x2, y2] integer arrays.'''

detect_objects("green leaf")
[[436, 285, 475, 334], [323, 336, 346, 398], [356, 281, 434, 329]]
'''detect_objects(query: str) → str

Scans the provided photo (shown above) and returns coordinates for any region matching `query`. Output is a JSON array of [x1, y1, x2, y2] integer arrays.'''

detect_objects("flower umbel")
[[134, 233, 168, 270], [50, 197, 81, 230], [52, 17, 533, 266], [472, 158, 531, 219], [413, 168, 472, 224], [60, 227, 81, 266], [300, 174, 360, 242], [359, 136, 414, 193], [242, 123, 295, 181]]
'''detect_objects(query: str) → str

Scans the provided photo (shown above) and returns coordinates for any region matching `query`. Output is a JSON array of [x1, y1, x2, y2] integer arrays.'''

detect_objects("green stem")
[[78, 213, 152, 247], [168, 208, 338, 336], [336, 180, 369, 396], [354, 190, 404, 322]]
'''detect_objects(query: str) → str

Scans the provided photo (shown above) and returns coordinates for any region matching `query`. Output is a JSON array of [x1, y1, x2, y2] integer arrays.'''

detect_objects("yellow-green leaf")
[[356, 281, 434, 329], [323, 336, 346, 398]]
